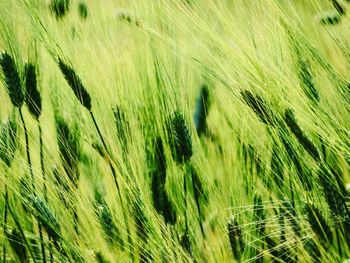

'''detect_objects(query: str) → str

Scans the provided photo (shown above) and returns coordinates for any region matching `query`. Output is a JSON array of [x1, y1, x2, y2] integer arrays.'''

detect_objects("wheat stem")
[[3, 184, 8, 263], [19, 108, 47, 262], [39, 123, 47, 201], [183, 170, 191, 256], [192, 175, 205, 238], [89, 111, 120, 195], [19, 108, 34, 191], [188, 164, 206, 241], [39, 121, 52, 262], [336, 228, 342, 257], [89, 110, 134, 259]]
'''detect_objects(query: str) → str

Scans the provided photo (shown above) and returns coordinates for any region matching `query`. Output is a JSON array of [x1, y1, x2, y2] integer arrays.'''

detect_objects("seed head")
[[50, 0, 70, 19], [331, 0, 346, 15], [0, 111, 18, 167], [24, 63, 42, 119], [284, 109, 320, 161], [58, 58, 91, 110], [241, 90, 278, 127], [92, 140, 109, 161], [305, 201, 333, 243], [303, 238, 322, 261], [52, 165, 70, 206], [113, 106, 130, 153], [149, 136, 176, 225], [78, 2, 88, 19], [0, 51, 24, 107], [297, 59, 320, 104], [31, 197, 61, 242], [193, 84, 211, 137], [168, 111, 193, 164], [180, 231, 193, 257], [280, 200, 302, 237], [318, 11, 342, 25], [94, 188, 124, 248], [54, 112, 81, 188], [278, 130, 313, 191], [115, 9, 142, 27], [319, 166, 349, 221], [95, 251, 111, 263], [131, 191, 150, 240], [227, 216, 245, 261], [7, 228, 28, 263]]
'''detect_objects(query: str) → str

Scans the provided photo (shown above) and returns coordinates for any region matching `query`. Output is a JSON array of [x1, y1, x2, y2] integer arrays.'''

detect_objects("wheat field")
[[0, 0, 349, 262]]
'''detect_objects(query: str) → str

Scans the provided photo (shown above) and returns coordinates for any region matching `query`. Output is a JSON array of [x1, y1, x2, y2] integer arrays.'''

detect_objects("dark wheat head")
[[78, 1, 88, 19], [0, 111, 18, 167], [24, 62, 42, 119], [7, 228, 28, 263], [305, 201, 333, 244], [94, 188, 124, 248], [320, 13, 342, 25], [318, 166, 349, 221], [297, 59, 320, 104], [58, 58, 91, 110], [0, 51, 24, 107], [149, 136, 176, 225], [241, 90, 278, 127], [31, 196, 61, 242], [284, 108, 320, 161], [193, 84, 211, 137], [50, 0, 70, 19], [168, 111, 193, 164], [113, 106, 130, 153], [227, 216, 245, 261], [54, 110, 81, 188], [331, 0, 346, 15]]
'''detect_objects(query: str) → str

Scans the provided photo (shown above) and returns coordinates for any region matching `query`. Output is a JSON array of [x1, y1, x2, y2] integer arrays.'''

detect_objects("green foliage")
[[0, 0, 349, 262]]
